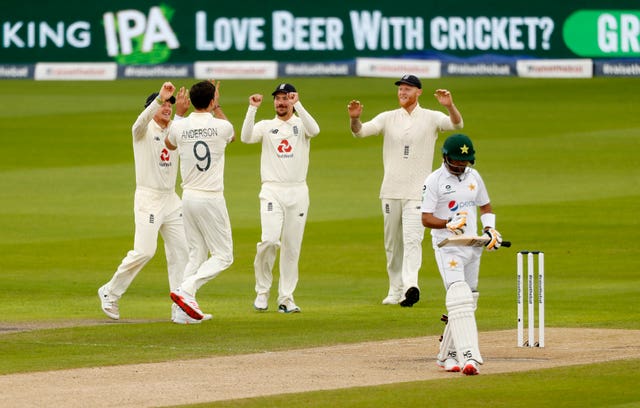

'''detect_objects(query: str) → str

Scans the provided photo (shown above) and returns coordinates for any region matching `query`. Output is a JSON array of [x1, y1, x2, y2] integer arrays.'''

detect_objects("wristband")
[[481, 213, 495, 230]]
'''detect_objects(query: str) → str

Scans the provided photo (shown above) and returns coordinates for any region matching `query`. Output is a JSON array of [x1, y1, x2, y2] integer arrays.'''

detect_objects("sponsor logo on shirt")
[[159, 148, 172, 167], [448, 200, 476, 212], [443, 184, 455, 195], [276, 139, 294, 158], [277, 139, 292, 153]]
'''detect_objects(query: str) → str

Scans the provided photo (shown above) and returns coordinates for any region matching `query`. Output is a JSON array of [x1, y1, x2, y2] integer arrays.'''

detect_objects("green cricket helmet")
[[442, 133, 475, 162]]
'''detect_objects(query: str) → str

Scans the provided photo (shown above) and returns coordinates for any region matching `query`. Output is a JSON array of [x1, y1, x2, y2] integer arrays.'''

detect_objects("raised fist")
[[249, 94, 263, 107]]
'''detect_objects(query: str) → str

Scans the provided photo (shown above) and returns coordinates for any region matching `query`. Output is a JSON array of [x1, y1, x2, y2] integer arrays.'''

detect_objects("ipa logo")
[[103, 5, 179, 64]]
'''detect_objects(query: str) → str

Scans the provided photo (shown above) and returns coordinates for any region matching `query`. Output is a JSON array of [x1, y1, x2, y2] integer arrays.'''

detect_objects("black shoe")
[[400, 287, 420, 307]]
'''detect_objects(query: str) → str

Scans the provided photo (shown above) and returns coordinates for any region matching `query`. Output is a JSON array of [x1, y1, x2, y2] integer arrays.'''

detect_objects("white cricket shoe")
[[437, 358, 461, 372], [98, 285, 119, 320], [278, 300, 301, 313], [172, 302, 212, 322], [254, 293, 268, 311], [381, 295, 400, 305], [170, 288, 204, 320], [462, 359, 480, 376], [172, 307, 202, 325]]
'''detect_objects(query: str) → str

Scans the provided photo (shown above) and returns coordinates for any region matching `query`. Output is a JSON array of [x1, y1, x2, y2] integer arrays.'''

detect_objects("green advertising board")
[[1, 1, 638, 63], [564, 10, 640, 57]]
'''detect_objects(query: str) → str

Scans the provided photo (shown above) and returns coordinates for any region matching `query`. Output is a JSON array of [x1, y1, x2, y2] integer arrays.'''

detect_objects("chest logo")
[[160, 148, 170, 162], [277, 139, 293, 153]]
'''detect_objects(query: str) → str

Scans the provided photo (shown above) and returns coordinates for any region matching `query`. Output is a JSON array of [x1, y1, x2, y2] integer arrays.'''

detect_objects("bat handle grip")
[[501, 241, 511, 248]]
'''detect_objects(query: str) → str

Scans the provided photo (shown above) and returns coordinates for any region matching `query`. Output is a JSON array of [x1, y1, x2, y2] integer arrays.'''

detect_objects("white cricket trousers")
[[433, 243, 483, 365], [382, 198, 425, 298], [104, 188, 188, 300], [179, 190, 234, 296], [254, 182, 309, 305], [433, 243, 483, 291]]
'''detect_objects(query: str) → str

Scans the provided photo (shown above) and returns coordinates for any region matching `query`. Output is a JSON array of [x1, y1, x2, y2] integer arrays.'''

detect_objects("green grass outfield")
[[0, 77, 639, 406]]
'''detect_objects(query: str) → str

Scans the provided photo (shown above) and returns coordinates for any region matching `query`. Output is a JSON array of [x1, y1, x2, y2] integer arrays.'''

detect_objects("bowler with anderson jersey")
[[166, 80, 235, 321], [421, 134, 503, 375]]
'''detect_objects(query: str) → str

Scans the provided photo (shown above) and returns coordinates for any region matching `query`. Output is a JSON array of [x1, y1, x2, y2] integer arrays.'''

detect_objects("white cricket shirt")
[[167, 112, 234, 193], [131, 102, 179, 192], [421, 163, 490, 242], [353, 104, 463, 200], [241, 102, 320, 183]]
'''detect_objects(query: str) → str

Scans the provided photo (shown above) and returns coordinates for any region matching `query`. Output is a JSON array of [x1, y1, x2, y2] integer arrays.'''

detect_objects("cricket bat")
[[437, 235, 512, 248]]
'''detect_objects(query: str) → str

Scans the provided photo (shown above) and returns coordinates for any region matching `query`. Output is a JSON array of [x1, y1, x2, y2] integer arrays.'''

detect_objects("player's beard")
[[276, 105, 292, 118], [444, 157, 469, 176]]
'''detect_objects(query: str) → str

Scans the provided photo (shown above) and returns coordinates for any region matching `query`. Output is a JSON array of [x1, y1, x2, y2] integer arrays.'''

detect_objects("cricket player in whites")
[[241, 83, 320, 313], [98, 82, 190, 322], [166, 80, 235, 321], [348, 75, 463, 307], [421, 133, 503, 375]]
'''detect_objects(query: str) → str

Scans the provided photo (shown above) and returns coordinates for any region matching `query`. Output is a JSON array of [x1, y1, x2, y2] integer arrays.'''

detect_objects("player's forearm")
[[350, 118, 362, 134], [422, 213, 447, 229], [240, 106, 258, 143], [212, 105, 228, 121], [294, 102, 320, 136], [479, 204, 494, 231], [132, 103, 159, 139], [164, 135, 177, 150], [447, 104, 463, 127]]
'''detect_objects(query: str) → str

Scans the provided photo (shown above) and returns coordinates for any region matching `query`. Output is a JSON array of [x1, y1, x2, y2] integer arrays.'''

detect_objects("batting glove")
[[446, 211, 467, 235], [484, 228, 502, 251]]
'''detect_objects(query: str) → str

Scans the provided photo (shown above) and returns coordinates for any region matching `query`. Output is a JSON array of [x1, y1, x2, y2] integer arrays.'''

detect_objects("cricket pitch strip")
[[1, 327, 638, 407]]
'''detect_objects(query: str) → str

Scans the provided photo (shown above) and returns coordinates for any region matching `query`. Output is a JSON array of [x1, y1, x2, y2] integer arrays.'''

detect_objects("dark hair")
[[189, 81, 215, 110]]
